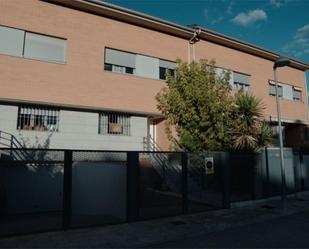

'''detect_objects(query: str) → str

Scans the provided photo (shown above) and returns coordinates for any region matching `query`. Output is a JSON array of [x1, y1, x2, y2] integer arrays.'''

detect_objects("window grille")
[[99, 112, 131, 136], [17, 106, 60, 131]]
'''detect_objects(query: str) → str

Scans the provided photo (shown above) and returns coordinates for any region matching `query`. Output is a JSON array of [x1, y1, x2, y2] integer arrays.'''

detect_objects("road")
[[155, 210, 309, 248]]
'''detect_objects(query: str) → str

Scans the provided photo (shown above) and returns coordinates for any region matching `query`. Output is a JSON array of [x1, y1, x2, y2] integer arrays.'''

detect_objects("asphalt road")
[[155, 210, 309, 248]]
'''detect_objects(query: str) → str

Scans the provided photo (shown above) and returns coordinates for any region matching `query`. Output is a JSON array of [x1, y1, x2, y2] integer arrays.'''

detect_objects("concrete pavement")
[[0, 192, 309, 248]]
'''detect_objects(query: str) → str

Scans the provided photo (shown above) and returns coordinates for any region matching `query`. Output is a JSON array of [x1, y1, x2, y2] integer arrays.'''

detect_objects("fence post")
[[264, 147, 270, 197], [10, 136, 13, 157], [127, 151, 139, 222], [298, 150, 304, 192], [222, 152, 231, 209], [62, 150, 72, 229], [181, 152, 188, 214]]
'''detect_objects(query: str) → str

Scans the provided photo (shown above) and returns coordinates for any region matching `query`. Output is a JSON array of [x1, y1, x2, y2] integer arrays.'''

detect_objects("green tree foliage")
[[156, 59, 234, 151], [156, 59, 272, 152], [231, 91, 272, 151]]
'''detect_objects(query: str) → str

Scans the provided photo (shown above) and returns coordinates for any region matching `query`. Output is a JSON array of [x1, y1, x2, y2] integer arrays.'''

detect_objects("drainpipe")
[[304, 71, 309, 121], [188, 28, 201, 63]]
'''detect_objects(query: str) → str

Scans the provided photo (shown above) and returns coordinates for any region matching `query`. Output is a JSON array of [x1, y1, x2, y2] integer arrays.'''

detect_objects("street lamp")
[[273, 56, 290, 209]]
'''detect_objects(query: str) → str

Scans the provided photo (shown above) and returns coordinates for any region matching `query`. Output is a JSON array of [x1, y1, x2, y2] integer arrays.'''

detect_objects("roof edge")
[[42, 0, 309, 71]]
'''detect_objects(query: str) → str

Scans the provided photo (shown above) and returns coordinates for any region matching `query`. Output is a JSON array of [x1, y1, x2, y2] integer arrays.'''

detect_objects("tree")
[[231, 91, 272, 151], [156, 59, 272, 152], [156, 59, 234, 151]]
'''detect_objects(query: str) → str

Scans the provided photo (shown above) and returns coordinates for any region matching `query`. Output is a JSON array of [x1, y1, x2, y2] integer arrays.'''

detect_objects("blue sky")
[[105, 0, 309, 84]]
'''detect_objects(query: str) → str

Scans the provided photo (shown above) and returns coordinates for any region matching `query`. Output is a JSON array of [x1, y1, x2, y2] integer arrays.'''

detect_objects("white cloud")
[[231, 9, 267, 27], [283, 24, 309, 57], [203, 8, 209, 18], [203, 7, 224, 25], [211, 16, 224, 25], [225, 1, 234, 15], [269, 0, 285, 8]]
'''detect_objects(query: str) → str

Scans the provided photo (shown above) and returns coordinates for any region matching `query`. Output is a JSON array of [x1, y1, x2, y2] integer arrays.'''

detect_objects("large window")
[[0, 25, 66, 63], [269, 80, 301, 101], [17, 106, 60, 132], [99, 112, 131, 136], [23, 32, 66, 63], [104, 48, 136, 75], [233, 72, 250, 91], [104, 48, 176, 80]]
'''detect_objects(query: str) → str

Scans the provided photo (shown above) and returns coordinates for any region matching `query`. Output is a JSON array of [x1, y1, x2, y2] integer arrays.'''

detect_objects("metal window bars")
[[17, 106, 60, 132], [99, 112, 131, 136]]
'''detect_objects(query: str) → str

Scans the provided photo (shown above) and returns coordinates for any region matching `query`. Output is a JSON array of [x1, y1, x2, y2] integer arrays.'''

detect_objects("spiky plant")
[[231, 91, 271, 151]]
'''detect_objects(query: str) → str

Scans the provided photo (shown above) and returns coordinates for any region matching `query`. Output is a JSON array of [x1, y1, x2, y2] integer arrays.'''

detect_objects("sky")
[[104, 0, 309, 86]]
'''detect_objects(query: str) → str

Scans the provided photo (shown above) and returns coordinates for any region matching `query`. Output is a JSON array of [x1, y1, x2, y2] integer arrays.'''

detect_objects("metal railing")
[[143, 136, 186, 192], [0, 130, 28, 160]]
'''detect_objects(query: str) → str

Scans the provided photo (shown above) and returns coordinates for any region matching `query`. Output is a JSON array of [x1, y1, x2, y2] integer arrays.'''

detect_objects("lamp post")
[[273, 56, 290, 209]]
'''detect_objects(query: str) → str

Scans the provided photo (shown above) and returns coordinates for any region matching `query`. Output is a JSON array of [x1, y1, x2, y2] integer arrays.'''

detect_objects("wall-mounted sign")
[[205, 157, 214, 175]]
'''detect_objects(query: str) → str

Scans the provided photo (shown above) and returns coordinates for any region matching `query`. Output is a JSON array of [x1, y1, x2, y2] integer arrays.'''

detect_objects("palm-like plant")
[[231, 91, 272, 151]]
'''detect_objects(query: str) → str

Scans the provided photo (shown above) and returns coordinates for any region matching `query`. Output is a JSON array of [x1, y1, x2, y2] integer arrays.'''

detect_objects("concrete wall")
[[0, 104, 147, 150]]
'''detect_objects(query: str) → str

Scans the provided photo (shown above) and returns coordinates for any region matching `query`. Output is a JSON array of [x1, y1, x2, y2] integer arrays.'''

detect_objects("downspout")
[[304, 70, 309, 121], [188, 28, 201, 63]]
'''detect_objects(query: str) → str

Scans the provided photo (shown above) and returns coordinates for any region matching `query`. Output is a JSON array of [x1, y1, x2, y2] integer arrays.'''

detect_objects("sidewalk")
[[0, 192, 309, 248]]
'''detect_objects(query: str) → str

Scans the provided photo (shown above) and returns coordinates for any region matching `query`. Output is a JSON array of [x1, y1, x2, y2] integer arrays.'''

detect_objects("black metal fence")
[[0, 147, 308, 237]]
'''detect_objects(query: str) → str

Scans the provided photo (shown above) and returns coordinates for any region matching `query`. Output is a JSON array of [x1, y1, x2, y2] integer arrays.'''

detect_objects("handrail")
[[0, 130, 28, 160], [143, 135, 182, 191], [143, 135, 165, 152]]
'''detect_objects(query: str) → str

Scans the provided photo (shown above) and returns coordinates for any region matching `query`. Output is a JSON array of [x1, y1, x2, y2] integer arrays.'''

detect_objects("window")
[[215, 67, 234, 87], [104, 63, 113, 71], [113, 65, 126, 73], [234, 82, 250, 91], [17, 106, 60, 131], [159, 67, 175, 80], [269, 80, 301, 101], [159, 67, 166, 80], [159, 59, 176, 80], [0, 25, 66, 63], [24, 32, 66, 63], [99, 113, 131, 136], [125, 67, 134, 74], [104, 63, 134, 75], [233, 72, 250, 91], [104, 48, 136, 75], [104, 48, 176, 80], [293, 87, 302, 101], [269, 82, 283, 97], [0, 26, 24, 57]]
